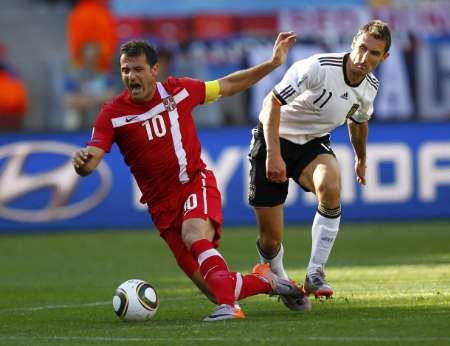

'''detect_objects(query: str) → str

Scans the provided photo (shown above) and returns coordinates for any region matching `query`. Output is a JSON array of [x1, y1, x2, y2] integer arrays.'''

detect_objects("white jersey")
[[266, 52, 379, 144]]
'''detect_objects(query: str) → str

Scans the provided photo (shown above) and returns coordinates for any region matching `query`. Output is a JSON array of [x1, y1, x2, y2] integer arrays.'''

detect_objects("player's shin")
[[307, 205, 341, 274], [190, 239, 235, 305]]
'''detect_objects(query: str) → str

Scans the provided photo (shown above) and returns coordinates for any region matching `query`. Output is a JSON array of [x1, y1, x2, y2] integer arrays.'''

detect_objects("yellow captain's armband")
[[205, 80, 221, 103]]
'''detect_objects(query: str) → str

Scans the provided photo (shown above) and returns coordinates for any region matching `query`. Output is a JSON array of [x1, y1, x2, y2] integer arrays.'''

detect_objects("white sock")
[[257, 242, 289, 280], [307, 208, 341, 276]]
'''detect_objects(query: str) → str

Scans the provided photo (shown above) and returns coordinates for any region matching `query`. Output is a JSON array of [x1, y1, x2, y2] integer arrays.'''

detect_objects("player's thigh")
[[298, 154, 341, 197], [181, 170, 223, 248]]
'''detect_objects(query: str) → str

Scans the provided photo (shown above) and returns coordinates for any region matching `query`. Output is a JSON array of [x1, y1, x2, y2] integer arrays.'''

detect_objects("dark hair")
[[120, 40, 158, 66], [355, 20, 391, 53]]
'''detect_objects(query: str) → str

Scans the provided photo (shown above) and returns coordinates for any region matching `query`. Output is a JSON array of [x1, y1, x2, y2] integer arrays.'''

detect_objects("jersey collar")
[[342, 53, 365, 88]]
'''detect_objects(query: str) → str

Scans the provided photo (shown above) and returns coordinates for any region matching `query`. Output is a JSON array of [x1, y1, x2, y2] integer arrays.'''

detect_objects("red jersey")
[[88, 77, 207, 206]]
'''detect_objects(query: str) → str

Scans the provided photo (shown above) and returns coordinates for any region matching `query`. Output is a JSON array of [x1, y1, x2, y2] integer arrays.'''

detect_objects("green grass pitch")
[[1, 222, 449, 345]]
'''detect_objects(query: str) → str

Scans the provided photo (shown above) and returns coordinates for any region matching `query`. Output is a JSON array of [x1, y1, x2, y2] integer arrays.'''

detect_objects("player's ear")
[[151, 63, 159, 77]]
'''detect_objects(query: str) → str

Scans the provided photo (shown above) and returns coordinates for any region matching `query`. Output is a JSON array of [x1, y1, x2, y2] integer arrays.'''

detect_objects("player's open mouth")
[[130, 83, 142, 95]]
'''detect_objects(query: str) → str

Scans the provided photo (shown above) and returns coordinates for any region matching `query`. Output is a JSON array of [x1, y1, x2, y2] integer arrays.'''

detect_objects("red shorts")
[[148, 169, 223, 277]]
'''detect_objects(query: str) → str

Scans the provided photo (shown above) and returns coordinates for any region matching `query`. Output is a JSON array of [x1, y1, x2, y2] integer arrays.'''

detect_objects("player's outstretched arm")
[[217, 31, 296, 97], [72, 146, 105, 177], [347, 119, 368, 185]]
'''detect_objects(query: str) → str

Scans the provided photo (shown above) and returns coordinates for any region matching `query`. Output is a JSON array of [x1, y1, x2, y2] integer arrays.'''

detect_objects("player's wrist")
[[267, 150, 282, 158], [268, 57, 282, 69]]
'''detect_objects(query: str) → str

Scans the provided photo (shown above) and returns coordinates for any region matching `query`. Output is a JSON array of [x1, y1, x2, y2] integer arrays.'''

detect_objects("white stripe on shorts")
[[200, 172, 207, 215], [234, 272, 243, 300]]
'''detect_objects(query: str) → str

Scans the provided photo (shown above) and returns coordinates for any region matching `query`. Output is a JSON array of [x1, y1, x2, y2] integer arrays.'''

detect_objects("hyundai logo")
[[0, 141, 112, 222]]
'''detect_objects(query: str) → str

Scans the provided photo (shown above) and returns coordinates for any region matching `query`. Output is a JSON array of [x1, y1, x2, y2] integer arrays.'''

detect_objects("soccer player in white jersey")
[[248, 20, 391, 306]]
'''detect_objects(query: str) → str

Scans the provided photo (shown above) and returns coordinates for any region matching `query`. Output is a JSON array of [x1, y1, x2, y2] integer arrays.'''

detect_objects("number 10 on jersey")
[[142, 115, 167, 141]]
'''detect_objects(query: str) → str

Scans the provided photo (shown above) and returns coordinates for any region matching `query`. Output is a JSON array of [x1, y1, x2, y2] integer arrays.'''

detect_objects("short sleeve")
[[87, 108, 114, 152], [351, 102, 373, 124], [272, 57, 321, 105], [177, 77, 206, 106]]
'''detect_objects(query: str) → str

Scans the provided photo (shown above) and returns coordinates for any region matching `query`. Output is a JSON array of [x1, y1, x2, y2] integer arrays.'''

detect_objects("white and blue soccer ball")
[[113, 279, 159, 321]]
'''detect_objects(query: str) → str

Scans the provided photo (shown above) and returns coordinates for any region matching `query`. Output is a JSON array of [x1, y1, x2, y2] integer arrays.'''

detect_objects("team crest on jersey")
[[163, 96, 177, 112], [346, 104, 360, 118]]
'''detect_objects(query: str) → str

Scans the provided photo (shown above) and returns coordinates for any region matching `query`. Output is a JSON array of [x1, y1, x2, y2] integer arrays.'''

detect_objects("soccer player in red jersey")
[[72, 32, 310, 320]]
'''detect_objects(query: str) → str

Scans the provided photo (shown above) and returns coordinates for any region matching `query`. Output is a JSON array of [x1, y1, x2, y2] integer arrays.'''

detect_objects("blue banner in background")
[[0, 123, 449, 233], [111, 0, 366, 16]]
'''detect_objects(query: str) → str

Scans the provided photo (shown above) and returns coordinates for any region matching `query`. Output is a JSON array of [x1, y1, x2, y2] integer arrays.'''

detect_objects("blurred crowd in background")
[[0, 0, 449, 132]]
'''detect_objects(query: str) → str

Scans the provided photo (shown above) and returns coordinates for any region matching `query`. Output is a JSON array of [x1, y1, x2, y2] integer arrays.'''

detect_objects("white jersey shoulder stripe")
[[365, 74, 379, 90], [111, 88, 189, 128], [367, 72, 379, 83], [366, 73, 379, 86]]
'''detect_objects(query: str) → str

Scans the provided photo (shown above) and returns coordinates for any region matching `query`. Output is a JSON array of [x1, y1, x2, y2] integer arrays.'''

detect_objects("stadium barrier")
[[0, 123, 449, 232]]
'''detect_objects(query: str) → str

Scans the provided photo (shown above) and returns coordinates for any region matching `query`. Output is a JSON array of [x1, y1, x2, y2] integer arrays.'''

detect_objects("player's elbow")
[[217, 79, 235, 97], [218, 78, 252, 97]]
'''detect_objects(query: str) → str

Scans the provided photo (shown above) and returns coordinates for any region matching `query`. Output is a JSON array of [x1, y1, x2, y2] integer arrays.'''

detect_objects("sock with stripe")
[[232, 272, 272, 301], [191, 239, 272, 305], [191, 239, 235, 306], [307, 204, 341, 275]]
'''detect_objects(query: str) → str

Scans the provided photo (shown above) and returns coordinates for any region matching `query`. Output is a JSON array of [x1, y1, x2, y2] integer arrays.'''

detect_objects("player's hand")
[[72, 149, 93, 169], [266, 154, 287, 183], [355, 159, 366, 185], [271, 31, 297, 67]]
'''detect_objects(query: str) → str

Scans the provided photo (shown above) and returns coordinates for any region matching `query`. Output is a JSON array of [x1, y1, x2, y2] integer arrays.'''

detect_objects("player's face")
[[349, 33, 389, 77], [120, 53, 159, 103]]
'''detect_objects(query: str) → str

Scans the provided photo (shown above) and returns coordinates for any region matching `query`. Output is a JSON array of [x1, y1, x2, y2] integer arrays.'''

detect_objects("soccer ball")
[[112, 279, 159, 321]]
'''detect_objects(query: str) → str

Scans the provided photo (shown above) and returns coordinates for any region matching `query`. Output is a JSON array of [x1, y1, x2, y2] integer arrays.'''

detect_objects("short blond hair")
[[354, 20, 391, 53]]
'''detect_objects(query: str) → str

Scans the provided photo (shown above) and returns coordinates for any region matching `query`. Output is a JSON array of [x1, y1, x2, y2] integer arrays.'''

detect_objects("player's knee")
[[182, 218, 215, 249], [181, 227, 201, 249], [316, 181, 340, 206]]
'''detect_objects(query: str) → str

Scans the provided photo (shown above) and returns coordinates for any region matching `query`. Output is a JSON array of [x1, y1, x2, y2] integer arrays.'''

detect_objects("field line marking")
[[0, 301, 110, 313], [0, 335, 449, 343], [0, 296, 192, 313]]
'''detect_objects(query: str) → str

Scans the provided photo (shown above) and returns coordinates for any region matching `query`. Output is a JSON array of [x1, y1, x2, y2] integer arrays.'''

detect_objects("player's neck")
[[347, 71, 365, 85], [344, 56, 365, 86]]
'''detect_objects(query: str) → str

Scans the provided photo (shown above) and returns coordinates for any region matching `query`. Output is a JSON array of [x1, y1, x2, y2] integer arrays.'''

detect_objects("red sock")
[[233, 272, 272, 301], [191, 239, 235, 305]]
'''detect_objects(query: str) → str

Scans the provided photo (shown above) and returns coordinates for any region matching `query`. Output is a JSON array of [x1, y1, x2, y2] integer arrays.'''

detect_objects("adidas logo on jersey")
[[340, 92, 348, 100]]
